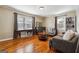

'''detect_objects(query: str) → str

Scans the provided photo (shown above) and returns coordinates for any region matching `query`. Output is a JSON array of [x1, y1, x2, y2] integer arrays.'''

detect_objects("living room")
[[0, 5, 79, 53]]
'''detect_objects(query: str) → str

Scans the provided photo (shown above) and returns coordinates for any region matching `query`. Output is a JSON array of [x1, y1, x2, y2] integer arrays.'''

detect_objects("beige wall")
[[35, 16, 45, 27], [45, 16, 55, 28], [0, 7, 14, 40], [44, 16, 55, 32], [65, 10, 76, 16], [58, 10, 76, 16]]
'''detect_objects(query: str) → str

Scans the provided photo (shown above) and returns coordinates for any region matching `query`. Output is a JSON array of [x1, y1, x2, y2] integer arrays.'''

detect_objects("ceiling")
[[9, 5, 79, 16]]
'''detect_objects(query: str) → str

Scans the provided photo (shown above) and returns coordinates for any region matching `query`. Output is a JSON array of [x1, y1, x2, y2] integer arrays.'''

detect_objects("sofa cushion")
[[63, 30, 75, 40]]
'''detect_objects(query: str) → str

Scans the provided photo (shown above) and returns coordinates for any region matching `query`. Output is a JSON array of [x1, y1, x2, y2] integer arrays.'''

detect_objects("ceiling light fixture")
[[39, 6, 44, 10]]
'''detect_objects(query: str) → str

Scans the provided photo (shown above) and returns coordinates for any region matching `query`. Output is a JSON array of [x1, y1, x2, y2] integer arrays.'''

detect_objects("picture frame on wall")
[[66, 16, 76, 32]]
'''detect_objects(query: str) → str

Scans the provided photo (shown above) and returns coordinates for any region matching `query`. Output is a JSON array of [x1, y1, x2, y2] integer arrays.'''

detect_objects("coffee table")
[[38, 32, 48, 41]]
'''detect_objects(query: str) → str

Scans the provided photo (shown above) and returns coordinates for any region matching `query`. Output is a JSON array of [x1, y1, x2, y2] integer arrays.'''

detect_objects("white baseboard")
[[0, 37, 13, 42]]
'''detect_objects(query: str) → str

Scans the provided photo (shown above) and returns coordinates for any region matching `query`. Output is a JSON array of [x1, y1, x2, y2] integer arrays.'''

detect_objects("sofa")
[[49, 33, 79, 53]]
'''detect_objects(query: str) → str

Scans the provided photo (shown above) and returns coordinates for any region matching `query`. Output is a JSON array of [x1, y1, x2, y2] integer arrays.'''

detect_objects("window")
[[17, 14, 33, 30], [57, 16, 66, 32], [17, 16, 24, 30]]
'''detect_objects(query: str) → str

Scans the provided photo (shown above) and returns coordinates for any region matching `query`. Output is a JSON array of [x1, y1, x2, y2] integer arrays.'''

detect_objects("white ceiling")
[[9, 5, 79, 16]]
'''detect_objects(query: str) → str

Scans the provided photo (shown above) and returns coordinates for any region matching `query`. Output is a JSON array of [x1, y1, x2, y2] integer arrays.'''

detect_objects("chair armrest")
[[50, 38, 75, 53]]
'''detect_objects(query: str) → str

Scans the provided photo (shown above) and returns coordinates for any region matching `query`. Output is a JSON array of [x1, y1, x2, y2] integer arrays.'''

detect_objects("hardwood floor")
[[0, 35, 55, 53]]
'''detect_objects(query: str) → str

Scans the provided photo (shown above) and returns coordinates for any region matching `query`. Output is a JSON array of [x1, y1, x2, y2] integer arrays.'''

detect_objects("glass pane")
[[25, 17, 32, 30], [17, 15, 24, 30], [17, 17, 24, 22], [25, 24, 32, 30], [17, 23, 24, 30]]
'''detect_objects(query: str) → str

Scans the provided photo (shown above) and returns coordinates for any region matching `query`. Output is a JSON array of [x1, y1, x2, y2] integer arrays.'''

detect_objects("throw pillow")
[[63, 30, 75, 40]]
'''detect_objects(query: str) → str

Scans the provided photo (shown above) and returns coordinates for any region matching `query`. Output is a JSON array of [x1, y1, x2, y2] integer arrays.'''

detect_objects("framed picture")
[[66, 16, 76, 31]]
